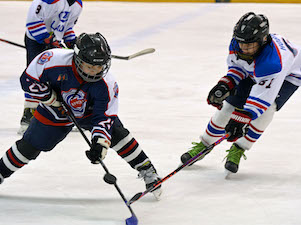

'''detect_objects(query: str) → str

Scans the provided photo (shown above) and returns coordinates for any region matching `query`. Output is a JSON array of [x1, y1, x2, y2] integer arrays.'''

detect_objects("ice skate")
[[138, 162, 162, 200], [18, 108, 35, 135], [0, 173, 4, 184], [180, 141, 209, 165], [224, 143, 247, 175]]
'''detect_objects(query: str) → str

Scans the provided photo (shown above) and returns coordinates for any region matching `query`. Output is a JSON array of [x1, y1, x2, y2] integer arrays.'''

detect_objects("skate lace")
[[138, 167, 158, 185], [188, 142, 206, 157], [224, 147, 247, 164]]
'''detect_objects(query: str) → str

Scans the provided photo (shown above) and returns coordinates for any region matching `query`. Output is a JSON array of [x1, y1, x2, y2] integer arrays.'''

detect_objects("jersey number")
[[36, 5, 41, 14], [98, 118, 113, 130], [29, 83, 48, 93], [259, 78, 274, 89]]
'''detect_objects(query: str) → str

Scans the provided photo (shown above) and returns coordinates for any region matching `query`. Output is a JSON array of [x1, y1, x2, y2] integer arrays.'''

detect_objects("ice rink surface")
[[1, 1, 301, 225]]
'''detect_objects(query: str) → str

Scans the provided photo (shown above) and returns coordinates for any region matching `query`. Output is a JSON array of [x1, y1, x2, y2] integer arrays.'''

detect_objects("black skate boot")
[[18, 108, 36, 135], [138, 161, 162, 200], [181, 141, 209, 165], [0, 173, 4, 184], [224, 144, 247, 173]]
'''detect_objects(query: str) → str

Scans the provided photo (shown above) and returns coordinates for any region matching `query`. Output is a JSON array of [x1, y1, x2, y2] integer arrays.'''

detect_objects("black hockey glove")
[[65, 39, 76, 49], [225, 108, 252, 142], [207, 76, 236, 110], [86, 137, 110, 164]]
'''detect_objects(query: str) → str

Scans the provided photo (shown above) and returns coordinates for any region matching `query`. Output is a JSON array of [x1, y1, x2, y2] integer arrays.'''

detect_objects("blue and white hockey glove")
[[225, 108, 252, 142], [207, 76, 236, 109], [86, 137, 110, 164]]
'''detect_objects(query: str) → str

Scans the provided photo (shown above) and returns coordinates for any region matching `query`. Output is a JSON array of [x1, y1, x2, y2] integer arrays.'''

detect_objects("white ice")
[[1, 1, 301, 225]]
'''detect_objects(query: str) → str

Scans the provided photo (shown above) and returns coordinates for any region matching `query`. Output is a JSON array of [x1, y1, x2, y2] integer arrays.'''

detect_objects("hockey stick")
[[0, 37, 154, 60], [61, 101, 138, 225], [127, 134, 230, 206], [111, 48, 155, 60], [0, 38, 26, 49]]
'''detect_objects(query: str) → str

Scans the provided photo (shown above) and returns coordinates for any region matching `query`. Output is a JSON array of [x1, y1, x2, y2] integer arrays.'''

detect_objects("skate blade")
[[224, 169, 234, 179], [71, 127, 79, 132], [152, 187, 162, 201]]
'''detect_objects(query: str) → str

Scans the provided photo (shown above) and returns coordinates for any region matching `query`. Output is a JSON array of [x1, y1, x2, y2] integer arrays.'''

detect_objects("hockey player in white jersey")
[[19, 0, 82, 134], [0, 32, 162, 199], [181, 12, 300, 174]]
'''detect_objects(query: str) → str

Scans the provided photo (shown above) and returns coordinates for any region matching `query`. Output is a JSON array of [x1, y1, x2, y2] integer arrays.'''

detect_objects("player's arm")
[[20, 52, 60, 107], [63, 27, 77, 49], [86, 81, 118, 164], [26, 0, 62, 48], [63, 15, 81, 48], [207, 44, 248, 109], [63, 5, 82, 48]]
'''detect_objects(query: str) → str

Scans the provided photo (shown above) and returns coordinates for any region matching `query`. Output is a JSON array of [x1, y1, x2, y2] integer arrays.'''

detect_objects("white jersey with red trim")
[[20, 48, 118, 142], [25, 0, 82, 44], [226, 34, 301, 119]]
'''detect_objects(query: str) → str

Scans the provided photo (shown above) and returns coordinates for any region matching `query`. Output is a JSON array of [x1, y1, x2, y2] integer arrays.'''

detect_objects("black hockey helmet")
[[232, 12, 270, 62], [74, 32, 111, 82], [233, 12, 269, 45]]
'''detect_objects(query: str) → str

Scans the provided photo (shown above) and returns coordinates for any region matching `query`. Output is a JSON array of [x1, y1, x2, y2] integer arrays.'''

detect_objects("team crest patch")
[[62, 89, 87, 117], [38, 51, 53, 65]]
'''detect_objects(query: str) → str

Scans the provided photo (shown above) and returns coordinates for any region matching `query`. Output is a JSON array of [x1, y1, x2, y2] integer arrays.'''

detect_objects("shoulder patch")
[[254, 42, 282, 77], [113, 82, 119, 98], [229, 38, 238, 54], [38, 51, 53, 65]]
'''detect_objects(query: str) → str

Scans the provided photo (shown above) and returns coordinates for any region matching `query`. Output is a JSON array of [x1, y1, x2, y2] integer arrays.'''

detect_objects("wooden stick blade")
[[112, 48, 155, 60]]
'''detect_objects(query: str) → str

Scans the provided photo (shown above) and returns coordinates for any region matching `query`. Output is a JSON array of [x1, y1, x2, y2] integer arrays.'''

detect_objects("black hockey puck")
[[103, 173, 117, 185]]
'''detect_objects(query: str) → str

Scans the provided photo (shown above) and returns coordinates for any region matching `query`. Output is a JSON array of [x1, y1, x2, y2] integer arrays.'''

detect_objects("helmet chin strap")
[[236, 52, 255, 64]]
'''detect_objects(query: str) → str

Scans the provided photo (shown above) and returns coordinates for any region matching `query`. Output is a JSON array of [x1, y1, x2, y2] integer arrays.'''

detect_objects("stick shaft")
[[61, 101, 137, 218], [128, 134, 230, 205], [0, 38, 26, 48]]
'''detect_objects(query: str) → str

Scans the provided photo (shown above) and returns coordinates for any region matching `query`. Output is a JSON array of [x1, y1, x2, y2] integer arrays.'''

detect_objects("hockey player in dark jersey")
[[19, 0, 83, 134], [0, 32, 162, 199], [180, 12, 300, 174]]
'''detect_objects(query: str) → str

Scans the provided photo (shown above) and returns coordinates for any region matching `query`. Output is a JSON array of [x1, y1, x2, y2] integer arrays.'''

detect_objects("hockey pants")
[[0, 116, 151, 182]]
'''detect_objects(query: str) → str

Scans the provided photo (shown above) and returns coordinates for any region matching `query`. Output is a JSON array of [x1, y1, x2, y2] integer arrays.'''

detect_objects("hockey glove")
[[207, 76, 236, 110], [65, 39, 76, 49], [42, 90, 61, 107], [225, 108, 252, 142], [86, 137, 110, 164], [44, 34, 63, 49]]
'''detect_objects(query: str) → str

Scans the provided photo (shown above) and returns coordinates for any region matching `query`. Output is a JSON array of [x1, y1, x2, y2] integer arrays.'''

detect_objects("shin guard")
[[0, 138, 40, 182]]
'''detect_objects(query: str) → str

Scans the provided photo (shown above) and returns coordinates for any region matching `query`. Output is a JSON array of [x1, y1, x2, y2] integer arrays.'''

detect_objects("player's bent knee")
[[16, 138, 41, 160]]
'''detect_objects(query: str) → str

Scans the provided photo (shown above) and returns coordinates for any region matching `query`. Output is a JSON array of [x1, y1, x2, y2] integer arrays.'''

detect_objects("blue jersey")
[[20, 49, 118, 142], [226, 34, 301, 119]]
